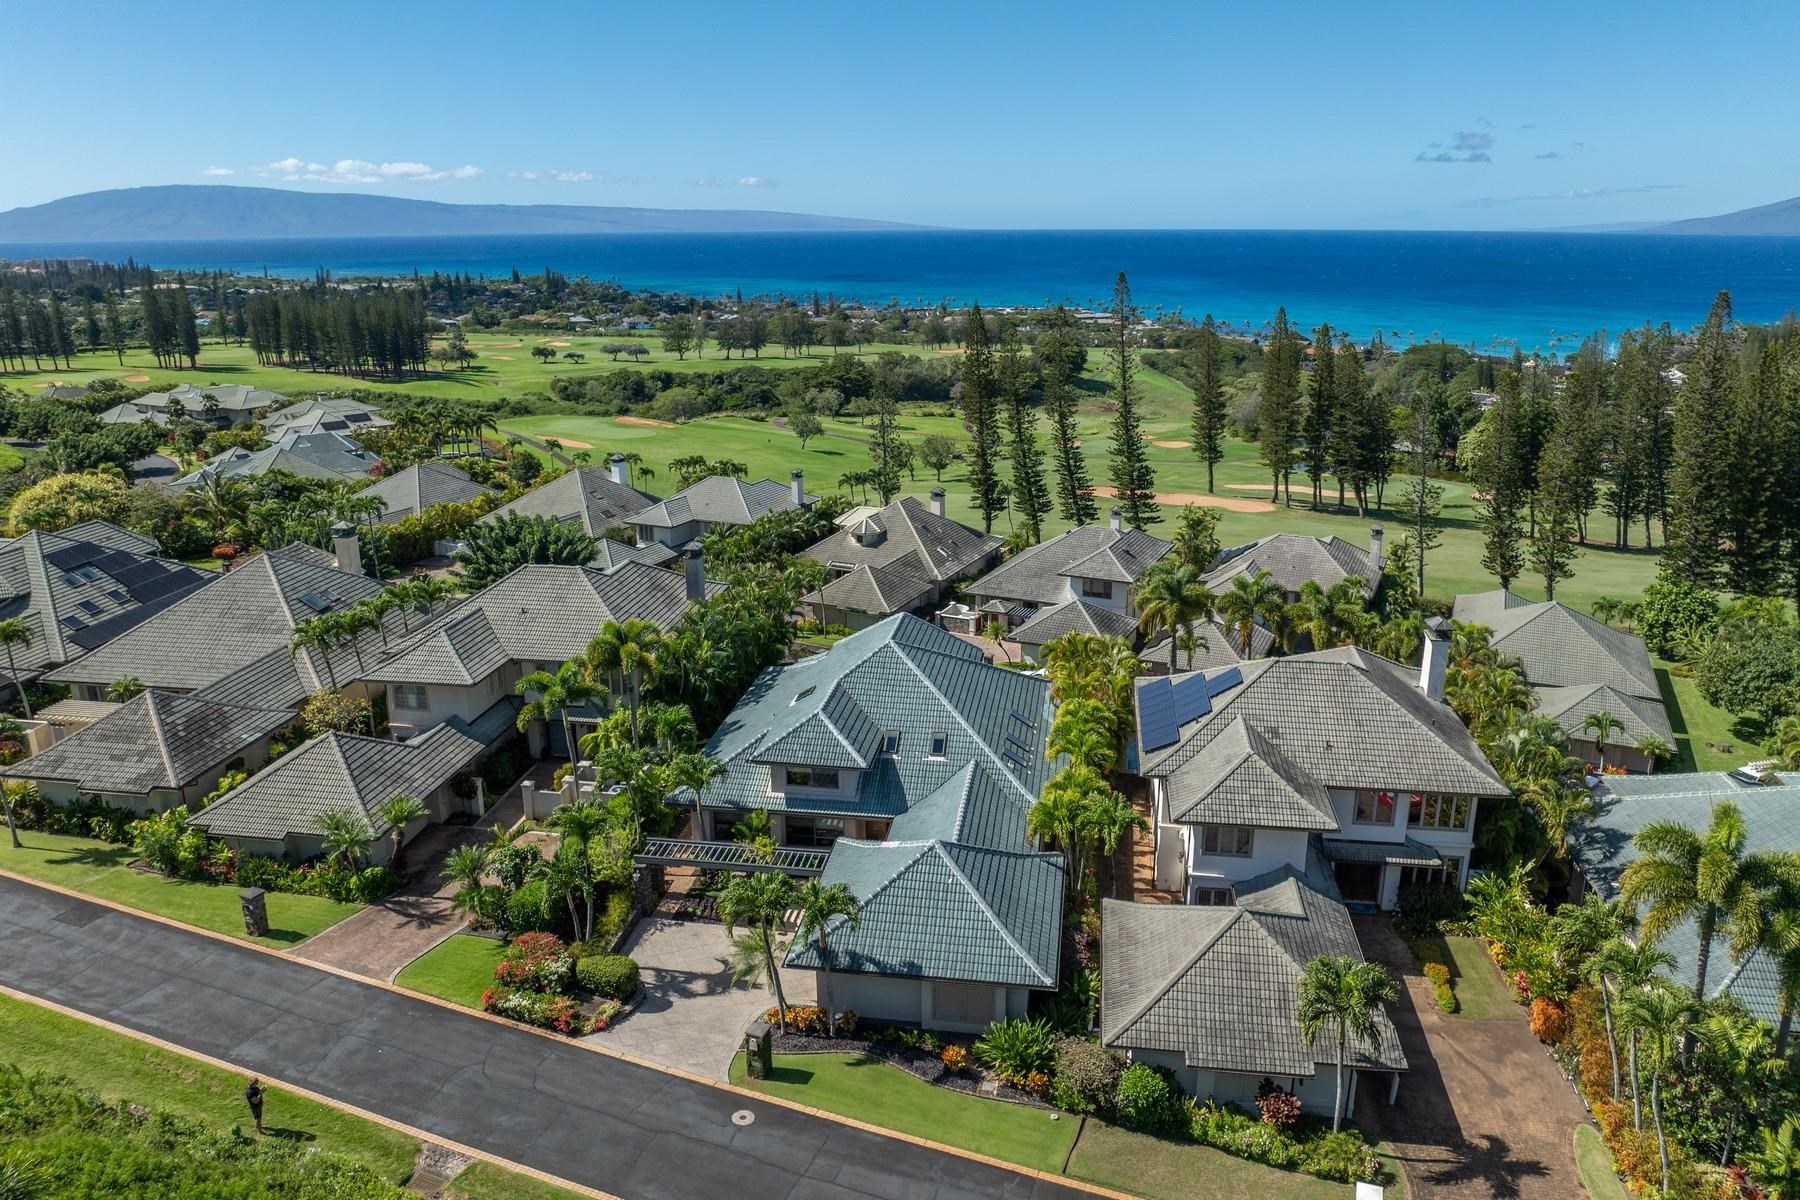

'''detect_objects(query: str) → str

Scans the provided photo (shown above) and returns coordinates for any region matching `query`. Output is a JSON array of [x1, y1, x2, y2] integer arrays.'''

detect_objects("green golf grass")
[[395, 933, 508, 1007], [0, 831, 358, 947], [1654, 657, 1744, 773]]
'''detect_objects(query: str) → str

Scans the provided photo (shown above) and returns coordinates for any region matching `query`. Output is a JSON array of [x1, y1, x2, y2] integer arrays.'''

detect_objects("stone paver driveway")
[[1354, 915, 1591, 1200], [594, 916, 815, 1079]]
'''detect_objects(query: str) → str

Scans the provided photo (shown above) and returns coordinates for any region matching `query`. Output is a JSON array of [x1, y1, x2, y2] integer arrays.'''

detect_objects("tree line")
[[245, 287, 433, 380]]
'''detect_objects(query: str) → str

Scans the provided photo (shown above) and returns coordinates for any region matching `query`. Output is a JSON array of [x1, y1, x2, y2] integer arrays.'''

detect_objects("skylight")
[[929, 731, 947, 757], [792, 686, 816, 705]]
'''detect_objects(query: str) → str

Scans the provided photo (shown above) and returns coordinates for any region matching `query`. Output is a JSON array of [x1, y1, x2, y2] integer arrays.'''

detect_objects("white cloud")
[[552, 170, 595, 183], [736, 176, 775, 188], [201, 165, 235, 177], [689, 177, 724, 188], [251, 156, 480, 183]]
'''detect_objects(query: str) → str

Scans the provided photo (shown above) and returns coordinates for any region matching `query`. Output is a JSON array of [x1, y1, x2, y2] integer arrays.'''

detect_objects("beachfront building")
[[632, 471, 818, 549], [645, 614, 1064, 1032], [798, 491, 1002, 630], [1452, 590, 1671, 772], [1132, 625, 1507, 910]]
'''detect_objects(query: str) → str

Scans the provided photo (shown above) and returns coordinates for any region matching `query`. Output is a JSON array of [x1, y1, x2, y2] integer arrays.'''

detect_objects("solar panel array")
[[41, 540, 212, 651], [1137, 665, 1245, 753]]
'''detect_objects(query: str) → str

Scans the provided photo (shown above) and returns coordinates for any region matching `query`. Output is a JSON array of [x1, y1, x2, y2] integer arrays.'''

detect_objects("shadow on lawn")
[[763, 1064, 817, 1085], [22, 839, 135, 869]]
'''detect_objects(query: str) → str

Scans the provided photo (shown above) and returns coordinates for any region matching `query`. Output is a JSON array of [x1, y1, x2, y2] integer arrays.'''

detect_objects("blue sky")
[[5, 0, 1796, 229]]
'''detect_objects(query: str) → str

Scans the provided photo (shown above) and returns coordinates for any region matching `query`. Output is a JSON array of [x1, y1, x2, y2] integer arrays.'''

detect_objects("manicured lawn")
[[1430, 935, 1518, 1021], [395, 933, 507, 1007], [0, 441, 24, 471], [0, 991, 419, 1183], [730, 1052, 1078, 1174], [0, 831, 358, 947], [1654, 657, 1744, 773], [445, 1161, 591, 1200], [1574, 1123, 1630, 1200], [1068, 1122, 1409, 1200]]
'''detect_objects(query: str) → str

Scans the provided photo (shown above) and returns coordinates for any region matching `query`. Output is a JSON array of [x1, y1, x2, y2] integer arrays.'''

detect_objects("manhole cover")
[[731, 1109, 755, 1127]]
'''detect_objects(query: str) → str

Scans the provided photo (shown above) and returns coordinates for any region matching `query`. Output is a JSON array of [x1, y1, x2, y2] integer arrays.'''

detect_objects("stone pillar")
[[239, 888, 269, 938], [519, 780, 538, 820]]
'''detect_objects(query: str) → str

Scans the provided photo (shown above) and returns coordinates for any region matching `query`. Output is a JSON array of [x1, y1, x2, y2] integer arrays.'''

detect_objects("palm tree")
[[1087, 789, 1148, 898], [442, 843, 499, 923], [1135, 561, 1213, 672], [1620, 983, 1695, 1196], [586, 619, 665, 748], [1582, 935, 1635, 1102], [1582, 711, 1622, 769], [1621, 800, 1785, 1060], [0, 618, 36, 719], [719, 871, 799, 1033], [1603, 939, 1676, 1130], [1295, 955, 1400, 1132], [1527, 783, 1594, 866], [1029, 765, 1124, 908], [516, 661, 600, 783], [1047, 697, 1120, 771], [1747, 1117, 1800, 1200], [1698, 1007, 1783, 1165], [374, 794, 430, 874], [794, 880, 861, 1036], [289, 616, 339, 689], [546, 799, 609, 939], [106, 676, 146, 702], [1214, 569, 1285, 656], [1634, 735, 1674, 770], [314, 809, 375, 870], [0, 779, 34, 849]]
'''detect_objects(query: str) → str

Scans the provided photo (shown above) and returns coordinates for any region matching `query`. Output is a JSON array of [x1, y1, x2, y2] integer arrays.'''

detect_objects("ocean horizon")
[[6, 227, 1797, 353]]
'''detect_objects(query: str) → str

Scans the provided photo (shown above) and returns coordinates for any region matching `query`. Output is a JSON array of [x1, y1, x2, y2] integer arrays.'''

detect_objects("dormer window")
[[784, 767, 839, 789], [928, 732, 948, 758], [1081, 578, 1113, 599], [882, 730, 901, 754]]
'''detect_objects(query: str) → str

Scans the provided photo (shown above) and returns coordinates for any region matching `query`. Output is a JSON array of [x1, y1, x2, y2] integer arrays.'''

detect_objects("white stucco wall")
[[1182, 825, 1311, 887], [386, 665, 517, 741], [1129, 1050, 1354, 1118], [815, 974, 1021, 1033]]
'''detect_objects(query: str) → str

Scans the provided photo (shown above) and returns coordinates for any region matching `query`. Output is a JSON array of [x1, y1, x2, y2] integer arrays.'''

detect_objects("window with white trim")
[[1200, 824, 1254, 857], [784, 767, 840, 790], [1080, 577, 1114, 599], [1408, 793, 1470, 830], [391, 684, 428, 711], [1400, 856, 1463, 889], [1190, 885, 1236, 906], [928, 731, 948, 758], [1354, 790, 1396, 826]]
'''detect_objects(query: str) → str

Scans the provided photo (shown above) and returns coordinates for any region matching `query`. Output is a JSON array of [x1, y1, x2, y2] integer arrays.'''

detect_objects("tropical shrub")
[[1300, 1131, 1382, 1184], [1051, 1037, 1125, 1116], [1395, 881, 1466, 938], [575, 953, 640, 1000], [1422, 962, 1451, 987], [479, 987, 586, 1035], [1255, 1079, 1302, 1131], [590, 999, 624, 1032], [505, 879, 556, 933], [940, 1044, 969, 1073], [1114, 1062, 1185, 1133], [973, 1018, 1057, 1087], [130, 806, 212, 876], [496, 933, 575, 993], [1433, 981, 1458, 1013], [1529, 996, 1570, 1045], [761, 1006, 858, 1036], [1191, 1099, 1303, 1168], [1637, 572, 1721, 656]]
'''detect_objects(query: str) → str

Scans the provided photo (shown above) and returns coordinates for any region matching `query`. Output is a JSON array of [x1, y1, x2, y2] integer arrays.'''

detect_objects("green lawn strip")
[[444, 1160, 592, 1200], [0, 991, 419, 1183], [1574, 1122, 1630, 1200], [1068, 1121, 1409, 1200], [1435, 935, 1518, 1021], [1654, 658, 1742, 773], [395, 933, 507, 1007], [0, 831, 358, 947], [729, 1052, 1077, 1175], [0, 441, 24, 471]]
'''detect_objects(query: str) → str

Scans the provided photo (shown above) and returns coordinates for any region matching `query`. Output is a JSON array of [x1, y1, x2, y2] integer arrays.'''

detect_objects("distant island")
[[1654, 194, 1800, 236], [0, 185, 922, 243]]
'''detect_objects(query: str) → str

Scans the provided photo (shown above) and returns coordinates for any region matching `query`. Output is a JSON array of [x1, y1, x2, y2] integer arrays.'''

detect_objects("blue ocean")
[[7, 228, 1798, 353]]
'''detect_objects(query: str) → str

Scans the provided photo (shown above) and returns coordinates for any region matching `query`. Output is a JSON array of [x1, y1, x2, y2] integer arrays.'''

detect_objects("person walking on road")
[[244, 1076, 265, 1135]]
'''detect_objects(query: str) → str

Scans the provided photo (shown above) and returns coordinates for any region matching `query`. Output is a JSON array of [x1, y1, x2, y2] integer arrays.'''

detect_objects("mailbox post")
[[239, 887, 269, 938]]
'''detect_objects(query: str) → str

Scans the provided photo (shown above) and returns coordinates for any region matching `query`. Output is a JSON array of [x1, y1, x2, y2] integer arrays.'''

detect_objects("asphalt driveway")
[[0, 875, 1086, 1200]]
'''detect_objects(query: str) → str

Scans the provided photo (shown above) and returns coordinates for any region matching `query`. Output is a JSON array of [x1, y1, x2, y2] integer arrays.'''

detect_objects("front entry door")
[[1333, 861, 1382, 905]]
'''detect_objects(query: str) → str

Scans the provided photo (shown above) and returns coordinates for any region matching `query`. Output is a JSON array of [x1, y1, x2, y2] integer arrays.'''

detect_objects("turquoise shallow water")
[[7, 227, 1796, 353]]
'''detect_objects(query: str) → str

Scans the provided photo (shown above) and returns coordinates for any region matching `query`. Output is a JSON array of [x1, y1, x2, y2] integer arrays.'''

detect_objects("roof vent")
[[1729, 761, 1781, 786]]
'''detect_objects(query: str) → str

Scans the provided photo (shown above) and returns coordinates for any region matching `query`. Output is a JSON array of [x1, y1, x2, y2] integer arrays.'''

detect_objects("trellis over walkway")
[[634, 838, 830, 876]]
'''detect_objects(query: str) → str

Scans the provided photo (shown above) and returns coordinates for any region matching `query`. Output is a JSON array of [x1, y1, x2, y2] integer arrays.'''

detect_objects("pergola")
[[633, 837, 830, 876]]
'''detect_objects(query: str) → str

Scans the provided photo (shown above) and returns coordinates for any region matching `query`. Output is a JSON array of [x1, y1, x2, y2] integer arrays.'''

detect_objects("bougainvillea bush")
[[480, 987, 587, 1035], [494, 932, 575, 993]]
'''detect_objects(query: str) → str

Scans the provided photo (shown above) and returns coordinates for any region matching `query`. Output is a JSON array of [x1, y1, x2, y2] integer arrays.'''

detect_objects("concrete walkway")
[[0, 875, 1087, 1200], [1353, 915, 1590, 1200], [595, 916, 815, 1080]]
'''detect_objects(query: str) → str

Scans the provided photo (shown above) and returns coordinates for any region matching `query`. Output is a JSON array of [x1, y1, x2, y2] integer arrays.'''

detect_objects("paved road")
[[0, 876, 1087, 1200]]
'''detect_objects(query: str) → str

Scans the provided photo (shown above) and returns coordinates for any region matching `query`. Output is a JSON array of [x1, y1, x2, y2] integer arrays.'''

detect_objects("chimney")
[[791, 468, 807, 508], [1109, 507, 1122, 532], [1369, 524, 1385, 573], [1419, 616, 1451, 701], [930, 487, 946, 518], [683, 545, 706, 602], [330, 521, 363, 576], [609, 453, 630, 487]]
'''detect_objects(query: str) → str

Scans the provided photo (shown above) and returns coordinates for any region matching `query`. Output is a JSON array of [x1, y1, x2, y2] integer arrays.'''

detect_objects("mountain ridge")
[[0, 185, 923, 243], [1653, 195, 1800, 236]]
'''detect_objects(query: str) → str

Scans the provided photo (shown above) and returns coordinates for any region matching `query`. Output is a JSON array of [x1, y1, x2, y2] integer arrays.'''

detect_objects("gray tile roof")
[[56, 521, 161, 554], [1141, 619, 1277, 671], [1163, 716, 1339, 830], [1012, 599, 1140, 647], [192, 647, 318, 711], [357, 462, 489, 524], [754, 688, 886, 769], [786, 838, 1062, 989], [189, 722, 485, 842], [1100, 876, 1406, 1077], [171, 431, 380, 490], [1, 690, 290, 795], [587, 538, 678, 572], [46, 545, 389, 692], [1203, 533, 1380, 598], [1136, 647, 1507, 797], [801, 496, 1001, 585], [479, 467, 657, 538], [99, 402, 168, 427], [0, 529, 213, 676], [262, 397, 393, 437], [966, 525, 1173, 605], [1319, 836, 1444, 867], [1534, 683, 1673, 746], [1451, 590, 1661, 698], [1570, 773, 1800, 1026], [363, 561, 722, 686], [136, 383, 283, 414], [634, 475, 815, 529], [803, 560, 936, 618], [886, 760, 1034, 852]]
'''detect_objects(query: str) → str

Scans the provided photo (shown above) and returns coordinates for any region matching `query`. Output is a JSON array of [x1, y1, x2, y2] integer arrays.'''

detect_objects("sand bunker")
[[485, 341, 523, 349], [616, 415, 675, 429], [541, 339, 573, 347], [547, 437, 593, 449], [487, 354, 515, 360], [123, 374, 151, 383], [1152, 439, 1191, 449], [1092, 486, 1275, 514], [1224, 483, 1273, 493]]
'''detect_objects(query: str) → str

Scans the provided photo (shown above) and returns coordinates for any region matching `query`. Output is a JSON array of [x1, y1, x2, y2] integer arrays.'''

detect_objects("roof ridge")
[[887, 641, 1042, 797], [141, 691, 180, 787], [932, 842, 1055, 986]]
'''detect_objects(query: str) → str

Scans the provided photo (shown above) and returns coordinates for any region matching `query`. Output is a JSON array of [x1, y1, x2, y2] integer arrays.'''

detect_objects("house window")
[[1400, 856, 1463, 889], [1354, 790, 1396, 826], [882, 730, 901, 755], [392, 684, 428, 711], [785, 816, 845, 848], [1408, 793, 1470, 830], [1190, 885, 1236, 906], [928, 731, 948, 758], [1200, 824, 1254, 857], [1080, 578, 1114, 599], [784, 767, 840, 790]]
